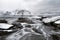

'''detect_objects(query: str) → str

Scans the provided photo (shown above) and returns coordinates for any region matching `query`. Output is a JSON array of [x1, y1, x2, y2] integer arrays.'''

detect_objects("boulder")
[[54, 20, 60, 28], [0, 23, 13, 29], [25, 25, 32, 28], [17, 18, 35, 24], [55, 20, 60, 24], [0, 20, 7, 23], [12, 22, 23, 29], [42, 16, 60, 26], [0, 23, 15, 36], [42, 16, 60, 24]]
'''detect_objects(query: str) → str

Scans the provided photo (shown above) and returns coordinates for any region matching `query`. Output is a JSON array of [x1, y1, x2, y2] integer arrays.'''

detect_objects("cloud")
[[0, 0, 43, 11], [32, 0, 60, 14], [0, 0, 60, 15]]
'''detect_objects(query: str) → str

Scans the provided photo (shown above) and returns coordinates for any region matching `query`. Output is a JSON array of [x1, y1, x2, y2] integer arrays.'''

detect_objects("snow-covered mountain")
[[0, 10, 32, 16]]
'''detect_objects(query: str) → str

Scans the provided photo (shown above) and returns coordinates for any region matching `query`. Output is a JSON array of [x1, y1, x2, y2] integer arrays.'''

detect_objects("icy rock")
[[42, 16, 60, 23], [0, 30, 13, 33], [21, 23, 27, 26], [27, 16, 41, 19], [42, 18, 51, 23], [53, 20, 60, 28], [55, 20, 60, 24], [0, 23, 13, 29]]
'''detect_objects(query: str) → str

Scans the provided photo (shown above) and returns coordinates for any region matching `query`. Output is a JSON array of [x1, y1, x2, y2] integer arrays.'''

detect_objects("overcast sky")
[[0, 0, 60, 14], [0, 0, 43, 11]]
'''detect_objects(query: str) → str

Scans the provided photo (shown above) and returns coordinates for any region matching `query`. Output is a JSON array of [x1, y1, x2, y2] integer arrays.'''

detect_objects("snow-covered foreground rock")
[[42, 16, 60, 23], [42, 16, 60, 28], [55, 20, 60, 24], [0, 23, 13, 29]]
